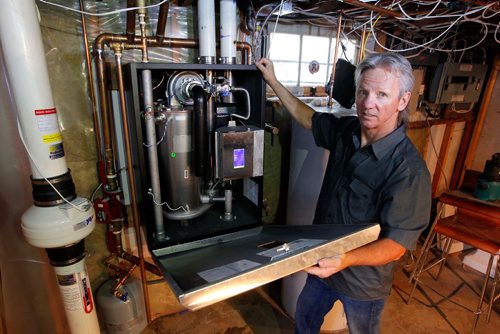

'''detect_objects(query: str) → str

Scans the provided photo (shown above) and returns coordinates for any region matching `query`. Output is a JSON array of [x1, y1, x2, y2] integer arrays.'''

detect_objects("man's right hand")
[[256, 58, 277, 85]]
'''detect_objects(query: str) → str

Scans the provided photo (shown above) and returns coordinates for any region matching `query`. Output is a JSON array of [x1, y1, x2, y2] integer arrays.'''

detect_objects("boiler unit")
[[123, 62, 380, 310]]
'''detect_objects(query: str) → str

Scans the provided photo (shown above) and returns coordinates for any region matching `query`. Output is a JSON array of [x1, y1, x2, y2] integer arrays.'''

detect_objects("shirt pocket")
[[346, 178, 377, 222]]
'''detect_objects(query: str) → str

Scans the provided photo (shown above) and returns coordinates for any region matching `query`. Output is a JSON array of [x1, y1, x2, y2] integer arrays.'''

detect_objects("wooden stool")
[[407, 191, 500, 333]]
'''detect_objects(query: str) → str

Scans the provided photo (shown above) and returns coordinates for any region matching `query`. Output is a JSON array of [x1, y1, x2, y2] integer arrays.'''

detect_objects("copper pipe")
[[328, 14, 343, 108], [95, 33, 250, 63], [235, 41, 252, 64], [95, 33, 198, 51], [126, 0, 137, 44], [95, 47, 119, 191], [113, 263, 137, 296], [121, 251, 163, 277], [79, 0, 102, 159], [341, 0, 401, 18], [156, 1, 170, 44], [114, 47, 152, 322], [104, 253, 162, 277]]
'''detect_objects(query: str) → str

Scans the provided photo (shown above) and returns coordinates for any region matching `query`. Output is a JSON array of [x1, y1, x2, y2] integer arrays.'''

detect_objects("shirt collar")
[[352, 124, 406, 160]]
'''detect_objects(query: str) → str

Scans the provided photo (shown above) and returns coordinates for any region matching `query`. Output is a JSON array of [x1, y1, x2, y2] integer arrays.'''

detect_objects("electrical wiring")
[[147, 189, 188, 212], [397, 0, 444, 21], [143, 117, 168, 148], [482, 5, 500, 19], [39, 0, 169, 17], [370, 9, 490, 54], [90, 182, 103, 202], [253, 4, 282, 60], [266, 0, 286, 59], [496, 22, 500, 44]]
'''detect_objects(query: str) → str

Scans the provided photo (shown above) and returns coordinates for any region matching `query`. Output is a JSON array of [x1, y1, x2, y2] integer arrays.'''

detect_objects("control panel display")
[[234, 148, 245, 169]]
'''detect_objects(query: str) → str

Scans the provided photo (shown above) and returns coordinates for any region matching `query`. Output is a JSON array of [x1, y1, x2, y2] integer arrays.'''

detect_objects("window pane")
[[301, 36, 330, 63], [300, 62, 328, 87], [273, 61, 299, 86], [269, 33, 300, 61]]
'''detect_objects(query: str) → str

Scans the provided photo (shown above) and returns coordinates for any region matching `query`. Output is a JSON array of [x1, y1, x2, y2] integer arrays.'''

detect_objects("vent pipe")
[[220, 0, 237, 64], [197, 0, 216, 64], [0, 0, 99, 333]]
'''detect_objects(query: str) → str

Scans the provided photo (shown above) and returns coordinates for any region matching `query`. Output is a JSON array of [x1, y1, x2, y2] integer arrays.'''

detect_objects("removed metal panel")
[[153, 223, 380, 310]]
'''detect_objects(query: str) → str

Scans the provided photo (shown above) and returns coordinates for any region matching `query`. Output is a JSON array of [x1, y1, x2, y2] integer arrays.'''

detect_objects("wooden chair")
[[407, 190, 500, 333]]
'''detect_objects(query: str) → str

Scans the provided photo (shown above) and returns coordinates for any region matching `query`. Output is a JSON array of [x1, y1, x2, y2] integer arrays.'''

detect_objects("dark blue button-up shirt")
[[311, 112, 431, 300]]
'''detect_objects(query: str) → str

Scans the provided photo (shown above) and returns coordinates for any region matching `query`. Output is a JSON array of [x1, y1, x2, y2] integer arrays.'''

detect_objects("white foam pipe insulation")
[[220, 0, 238, 63], [0, 0, 99, 333], [198, 0, 217, 63]]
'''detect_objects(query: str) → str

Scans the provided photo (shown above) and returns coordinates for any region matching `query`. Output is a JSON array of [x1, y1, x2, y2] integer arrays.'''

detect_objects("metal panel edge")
[[178, 224, 380, 310]]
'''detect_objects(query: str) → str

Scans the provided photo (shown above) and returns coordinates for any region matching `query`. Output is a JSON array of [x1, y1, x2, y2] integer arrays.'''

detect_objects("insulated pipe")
[[220, 0, 237, 64], [141, 69, 166, 241], [230, 87, 252, 120], [197, 0, 216, 64], [0, 1, 99, 333], [191, 85, 208, 178]]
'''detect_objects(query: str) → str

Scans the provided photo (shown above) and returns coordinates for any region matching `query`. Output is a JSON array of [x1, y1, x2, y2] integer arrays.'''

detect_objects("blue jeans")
[[295, 275, 386, 334]]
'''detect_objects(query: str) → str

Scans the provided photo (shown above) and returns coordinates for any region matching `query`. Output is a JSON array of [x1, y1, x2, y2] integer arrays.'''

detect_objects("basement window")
[[268, 32, 357, 89]]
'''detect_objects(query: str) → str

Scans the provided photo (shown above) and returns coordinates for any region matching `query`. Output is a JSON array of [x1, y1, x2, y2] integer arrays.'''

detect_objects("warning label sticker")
[[35, 108, 59, 133]]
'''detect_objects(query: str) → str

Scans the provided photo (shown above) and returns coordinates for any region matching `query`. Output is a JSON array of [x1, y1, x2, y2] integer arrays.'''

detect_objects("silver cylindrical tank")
[[157, 107, 202, 215], [96, 278, 147, 334]]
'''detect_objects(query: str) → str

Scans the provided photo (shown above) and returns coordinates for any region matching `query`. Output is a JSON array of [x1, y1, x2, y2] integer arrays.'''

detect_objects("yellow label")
[[43, 132, 62, 143]]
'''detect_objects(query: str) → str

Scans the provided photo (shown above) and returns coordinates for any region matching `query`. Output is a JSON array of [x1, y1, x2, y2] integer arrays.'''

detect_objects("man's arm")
[[304, 238, 406, 278], [256, 58, 315, 129]]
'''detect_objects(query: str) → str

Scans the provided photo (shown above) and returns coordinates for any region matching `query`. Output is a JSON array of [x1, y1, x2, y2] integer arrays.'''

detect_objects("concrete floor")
[[143, 249, 499, 334]]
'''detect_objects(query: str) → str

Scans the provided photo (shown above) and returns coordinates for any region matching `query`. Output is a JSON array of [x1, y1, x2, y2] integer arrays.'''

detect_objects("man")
[[256, 53, 431, 334]]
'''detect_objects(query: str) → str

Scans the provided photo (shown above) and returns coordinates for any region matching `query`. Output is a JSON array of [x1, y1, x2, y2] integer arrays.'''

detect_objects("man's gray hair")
[[354, 52, 414, 125]]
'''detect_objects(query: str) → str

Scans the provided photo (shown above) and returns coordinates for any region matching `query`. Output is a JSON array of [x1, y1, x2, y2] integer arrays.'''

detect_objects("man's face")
[[355, 67, 410, 136]]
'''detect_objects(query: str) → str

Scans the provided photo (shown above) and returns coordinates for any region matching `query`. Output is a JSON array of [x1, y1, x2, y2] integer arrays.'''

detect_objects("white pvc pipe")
[[220, 0, 237, 62], [198, 0, 216, 61], [53, 257, 100, 333], [0, 0, 68, 179]]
